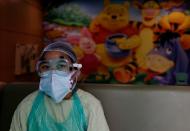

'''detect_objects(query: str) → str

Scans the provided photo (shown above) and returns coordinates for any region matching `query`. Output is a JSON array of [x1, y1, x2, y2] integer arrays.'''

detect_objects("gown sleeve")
[[87, 99, 110, 131], [9, 103, 28, 131], [9, 91, 38, 131], [77, 89, 110, 131]]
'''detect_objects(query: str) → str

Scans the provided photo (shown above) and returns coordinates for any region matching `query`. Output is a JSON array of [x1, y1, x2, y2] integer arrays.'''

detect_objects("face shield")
[[37, 58, 82, 77], [36, 41, 82, 76]]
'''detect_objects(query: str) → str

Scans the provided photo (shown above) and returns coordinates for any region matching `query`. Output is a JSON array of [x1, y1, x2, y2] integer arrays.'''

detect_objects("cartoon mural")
[[43, 0, 190, 85]]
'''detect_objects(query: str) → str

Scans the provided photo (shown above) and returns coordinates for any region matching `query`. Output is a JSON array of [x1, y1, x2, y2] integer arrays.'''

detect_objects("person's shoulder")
[[17, 90, 39, 110], [10, 90, 39, 130], [76, 89, 105, 119], [77, 89, 98, 100], [76, 89, 101, 106]]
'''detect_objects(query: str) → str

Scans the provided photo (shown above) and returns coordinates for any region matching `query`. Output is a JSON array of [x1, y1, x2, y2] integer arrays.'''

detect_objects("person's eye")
[[40, 64, 50, 71], [57, 63, 67, 70]]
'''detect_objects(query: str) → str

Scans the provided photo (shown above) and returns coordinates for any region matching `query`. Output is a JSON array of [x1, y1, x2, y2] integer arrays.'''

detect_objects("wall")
[[0, 0, 43, 82]]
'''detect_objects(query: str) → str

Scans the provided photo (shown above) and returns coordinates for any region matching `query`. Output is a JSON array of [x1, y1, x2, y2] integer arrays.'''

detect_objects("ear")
[[124, 1, 130, 9], [175, 39, 189, 73], [104, 0, 110, 7], [177, 16, 190, 31]]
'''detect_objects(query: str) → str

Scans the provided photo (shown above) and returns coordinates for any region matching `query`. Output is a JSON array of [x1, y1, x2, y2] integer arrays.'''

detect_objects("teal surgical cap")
[[39, 41, 77, 63]]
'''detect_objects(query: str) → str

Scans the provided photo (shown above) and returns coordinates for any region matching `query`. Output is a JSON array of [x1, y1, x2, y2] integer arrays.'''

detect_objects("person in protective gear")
[[10, 41, 110, 131]]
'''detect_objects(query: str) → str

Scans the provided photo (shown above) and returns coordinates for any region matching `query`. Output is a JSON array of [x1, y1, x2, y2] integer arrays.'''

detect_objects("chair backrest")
[[0, 83, 38, 131], [1, 83, 190, 131], [80, 84, 190, 131], [0, 83, 6, 119]]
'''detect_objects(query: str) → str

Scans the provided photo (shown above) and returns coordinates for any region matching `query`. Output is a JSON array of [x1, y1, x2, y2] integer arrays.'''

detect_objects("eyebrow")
[[59, 55, 72, 63]]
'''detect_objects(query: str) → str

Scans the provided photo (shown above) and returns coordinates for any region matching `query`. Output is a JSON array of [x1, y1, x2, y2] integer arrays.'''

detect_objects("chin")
[[64, 92, 72, 100]]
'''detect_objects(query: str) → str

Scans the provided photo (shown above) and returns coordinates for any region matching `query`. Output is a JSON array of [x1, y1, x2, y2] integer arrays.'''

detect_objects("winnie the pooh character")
[[89, 0, 144, 83], [89, 0, 140, 44]]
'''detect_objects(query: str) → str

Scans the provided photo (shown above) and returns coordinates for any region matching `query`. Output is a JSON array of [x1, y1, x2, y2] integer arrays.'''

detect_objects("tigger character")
[[133, 0, 161, 27], [132, 0, 162, 67], [116, 0, 161, 69], [89, 0, 140, 45], [113, 60, 138, 83]]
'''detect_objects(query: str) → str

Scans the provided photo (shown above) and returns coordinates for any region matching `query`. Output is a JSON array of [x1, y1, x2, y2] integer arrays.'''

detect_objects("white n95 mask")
[[39, 70, 76, 103]]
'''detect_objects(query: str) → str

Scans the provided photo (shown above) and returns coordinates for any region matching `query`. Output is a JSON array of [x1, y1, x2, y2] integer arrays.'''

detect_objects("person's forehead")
[[44, 51, 71, 62]]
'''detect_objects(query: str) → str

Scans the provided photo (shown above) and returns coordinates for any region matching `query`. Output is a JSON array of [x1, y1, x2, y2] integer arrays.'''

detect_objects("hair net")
[[39, 41, 77, 63]]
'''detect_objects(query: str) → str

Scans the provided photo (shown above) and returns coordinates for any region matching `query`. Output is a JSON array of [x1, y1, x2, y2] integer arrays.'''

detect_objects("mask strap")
[[70, 70, 80, 94], [69, 63, 81, 95], [73, 63, 82, 70]]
